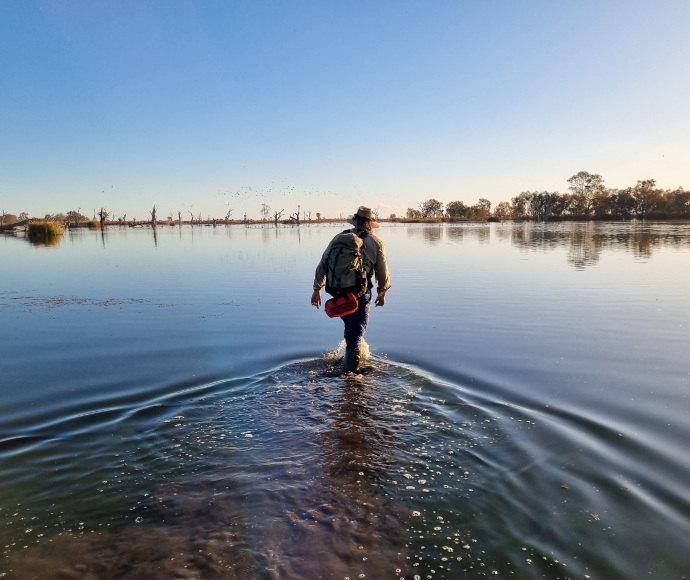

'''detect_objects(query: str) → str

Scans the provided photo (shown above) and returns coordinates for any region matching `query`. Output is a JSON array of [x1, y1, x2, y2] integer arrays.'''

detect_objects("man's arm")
[[311, 238, 334, 309], [373, 237, 391, 307]]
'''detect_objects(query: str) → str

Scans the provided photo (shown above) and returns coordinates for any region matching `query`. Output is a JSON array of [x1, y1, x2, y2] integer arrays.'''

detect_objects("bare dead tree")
[[225, 208, 233, 225], [188, 211, 195, 225], [149, 205, 158, 227], [273, 209, 284, 227], [290, 204, 301, 226], [98, 207, 109, 229], [178, 211, 182, 226]]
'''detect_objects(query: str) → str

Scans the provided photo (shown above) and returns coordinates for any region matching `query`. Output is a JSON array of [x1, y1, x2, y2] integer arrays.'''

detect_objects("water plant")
[[27, 221, 64, 244]]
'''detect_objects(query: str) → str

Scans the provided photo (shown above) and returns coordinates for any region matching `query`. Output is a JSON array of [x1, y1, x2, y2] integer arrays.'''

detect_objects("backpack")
[[324, 230, 368, 298]]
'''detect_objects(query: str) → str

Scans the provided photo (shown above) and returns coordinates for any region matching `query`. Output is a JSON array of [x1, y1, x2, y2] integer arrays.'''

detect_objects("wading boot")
[[343, 348, 361, 373]]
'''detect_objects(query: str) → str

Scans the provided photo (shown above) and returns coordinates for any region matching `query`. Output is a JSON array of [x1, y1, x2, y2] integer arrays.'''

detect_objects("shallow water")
[[1, 222, 689, 579]]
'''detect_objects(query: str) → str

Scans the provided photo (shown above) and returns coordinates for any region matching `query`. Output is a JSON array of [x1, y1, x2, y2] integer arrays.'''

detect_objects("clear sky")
[[1, 0, 689, 221]]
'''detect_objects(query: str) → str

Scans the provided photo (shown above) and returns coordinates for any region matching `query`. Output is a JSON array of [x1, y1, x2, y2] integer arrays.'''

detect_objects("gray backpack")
[[324, 231, 368, 297]]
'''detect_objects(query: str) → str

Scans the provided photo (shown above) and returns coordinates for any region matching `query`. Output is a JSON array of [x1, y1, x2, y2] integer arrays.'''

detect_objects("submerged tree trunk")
[[0, 219, 29, 231]]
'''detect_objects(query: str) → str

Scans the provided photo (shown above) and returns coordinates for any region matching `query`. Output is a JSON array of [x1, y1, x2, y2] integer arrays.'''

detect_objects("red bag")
[[325, 293, 359, 318]]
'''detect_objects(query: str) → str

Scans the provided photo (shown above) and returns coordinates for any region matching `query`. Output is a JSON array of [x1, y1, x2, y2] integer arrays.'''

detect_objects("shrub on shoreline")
[[27, 221, 64, 245]]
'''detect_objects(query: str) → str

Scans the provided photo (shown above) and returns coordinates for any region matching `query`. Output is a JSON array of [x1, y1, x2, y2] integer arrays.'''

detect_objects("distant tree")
[[476, 198, 492, 218], [1, 212, 18, 225], [567, 171, 606, 218], [149, 205, 157, 226], [548, 193, 568, 220], [66, 209, 83, 225], [419, 198, 444, 218], [532, 192, 556, 222], [510, 193, 530, 220], [666, 187, 690, 217], [446, 201, 469, 218], [493, 201, 512, 220], [289, 205, 300, 225], [99, 208, 110, 228], [261, 203, 271, 221], [225, 208, 233, 224], [632, 179, 661, 220], [406, 207, 421, 219], [19, 212, 29, 221], [273, 209, 284, 227], [591, 189, 613, 219], [316, 212, 321, 221], [389, 213, 397, 221], [606, 189, 634, 220]]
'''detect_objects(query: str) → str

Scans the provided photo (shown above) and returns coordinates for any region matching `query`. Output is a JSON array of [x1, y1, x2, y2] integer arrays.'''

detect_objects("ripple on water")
[[1, 353, 684, 579]]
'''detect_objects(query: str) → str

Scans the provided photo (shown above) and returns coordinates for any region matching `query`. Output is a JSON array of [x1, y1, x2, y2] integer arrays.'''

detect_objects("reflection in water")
[[567, 225, 601, 269], [261, 227, 274, 245], [408, 221, 690, 267], [27, 234, 63, 248]]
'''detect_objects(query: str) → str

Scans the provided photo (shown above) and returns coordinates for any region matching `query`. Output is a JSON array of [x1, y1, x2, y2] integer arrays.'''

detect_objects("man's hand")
[[311, 290, 322, 309], [375, 292, 386, 307]]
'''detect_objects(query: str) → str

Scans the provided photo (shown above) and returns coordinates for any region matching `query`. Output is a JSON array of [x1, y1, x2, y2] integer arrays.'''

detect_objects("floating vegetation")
[[27, 221, 63, 246]]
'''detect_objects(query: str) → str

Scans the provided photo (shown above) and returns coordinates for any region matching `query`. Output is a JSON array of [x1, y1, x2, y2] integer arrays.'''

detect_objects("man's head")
[[349, 206, 380, 231]]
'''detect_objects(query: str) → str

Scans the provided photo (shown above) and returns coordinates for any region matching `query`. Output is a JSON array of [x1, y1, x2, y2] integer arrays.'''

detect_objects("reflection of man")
[[311, 206, 391, 373]]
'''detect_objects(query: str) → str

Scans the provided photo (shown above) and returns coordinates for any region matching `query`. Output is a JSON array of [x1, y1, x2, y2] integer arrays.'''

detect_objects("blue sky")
[[1, 0, 689, 221]]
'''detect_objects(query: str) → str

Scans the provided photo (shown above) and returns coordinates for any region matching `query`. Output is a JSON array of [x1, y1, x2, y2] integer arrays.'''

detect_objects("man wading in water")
[[311, 206, 391, 373]]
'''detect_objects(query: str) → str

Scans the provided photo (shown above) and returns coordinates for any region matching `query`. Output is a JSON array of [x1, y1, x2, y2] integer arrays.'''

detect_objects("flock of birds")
[[93, 178, 368, 221], [213, 177, 364, 219]]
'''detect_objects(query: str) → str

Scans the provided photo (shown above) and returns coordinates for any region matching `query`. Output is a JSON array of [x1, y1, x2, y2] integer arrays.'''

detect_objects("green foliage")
[[419, 198, 444, 218], [494, 201, 513, 220], [445, 200, 469, 218]]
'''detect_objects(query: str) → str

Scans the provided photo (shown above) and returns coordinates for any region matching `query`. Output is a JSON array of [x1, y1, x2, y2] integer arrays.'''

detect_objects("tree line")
[[406, 172, 690, 222], [3, 172, 689, 227]]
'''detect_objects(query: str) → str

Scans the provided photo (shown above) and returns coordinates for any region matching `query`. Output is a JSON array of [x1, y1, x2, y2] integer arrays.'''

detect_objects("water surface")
[[1, 222, 689, 579]]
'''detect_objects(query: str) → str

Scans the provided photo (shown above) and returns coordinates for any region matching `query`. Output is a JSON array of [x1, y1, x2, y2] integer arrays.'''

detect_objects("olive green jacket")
[[313, 229, 391, 294]]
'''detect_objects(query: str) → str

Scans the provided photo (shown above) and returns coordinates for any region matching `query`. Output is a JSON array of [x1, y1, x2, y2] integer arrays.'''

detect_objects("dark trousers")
[[342, 287, 372, 350]]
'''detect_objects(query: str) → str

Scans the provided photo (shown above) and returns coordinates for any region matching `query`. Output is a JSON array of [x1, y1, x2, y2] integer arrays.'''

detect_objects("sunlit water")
[[1, 222, 689, 579]]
